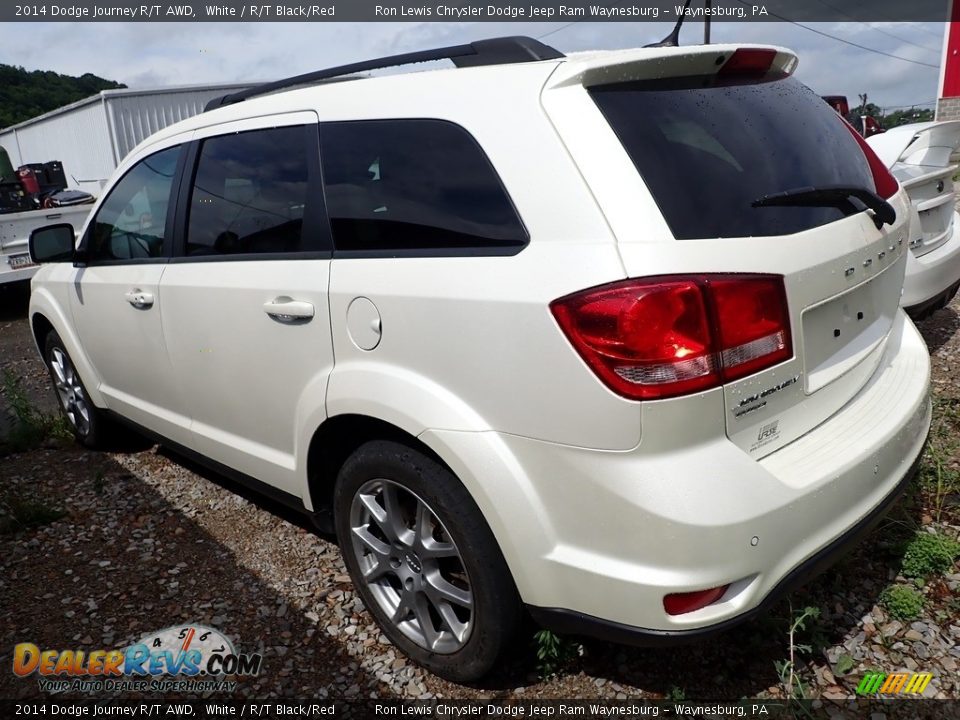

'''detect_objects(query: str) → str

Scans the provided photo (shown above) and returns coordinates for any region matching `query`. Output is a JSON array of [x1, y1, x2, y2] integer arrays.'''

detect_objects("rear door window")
[[320, 119, 527, 253], [590, 76, 876, 239], [185, 126, 311, 256]]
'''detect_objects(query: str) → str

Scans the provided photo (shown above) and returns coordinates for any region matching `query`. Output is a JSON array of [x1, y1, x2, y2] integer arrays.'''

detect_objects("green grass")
[[0, 491, 67, 535], [901, 531, 960, 579], [532, 629, 581, 679], [918, 397, 960, 523], [0, 369, 71, 455], [880, 585, 926, 621], [666, 686, 687, 702]]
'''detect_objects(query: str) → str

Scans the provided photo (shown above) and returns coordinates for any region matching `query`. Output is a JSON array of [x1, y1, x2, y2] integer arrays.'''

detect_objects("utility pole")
[[704, 0, 712, 44], [859, 93, 868, 114]]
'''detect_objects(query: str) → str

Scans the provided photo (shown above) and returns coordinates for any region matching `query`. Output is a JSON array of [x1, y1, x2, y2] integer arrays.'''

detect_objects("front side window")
[[88, 145, 181, 262], [320, 119, 527, 252], [186, 126, 310, 256]]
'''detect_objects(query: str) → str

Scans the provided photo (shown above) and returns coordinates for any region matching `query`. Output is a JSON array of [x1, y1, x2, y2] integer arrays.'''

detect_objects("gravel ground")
[[1, 279, 958, 702]]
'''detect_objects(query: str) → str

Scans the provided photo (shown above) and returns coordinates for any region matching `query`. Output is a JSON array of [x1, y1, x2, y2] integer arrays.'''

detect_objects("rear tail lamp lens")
[[663, 585, 730, 616], [708, 276, 791, 382], [550, 274, 791, 400], [841, 119, 899, 199]]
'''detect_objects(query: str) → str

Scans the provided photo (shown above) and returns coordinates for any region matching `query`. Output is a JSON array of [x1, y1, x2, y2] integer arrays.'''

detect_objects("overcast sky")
[[0, 21, 947, 112]]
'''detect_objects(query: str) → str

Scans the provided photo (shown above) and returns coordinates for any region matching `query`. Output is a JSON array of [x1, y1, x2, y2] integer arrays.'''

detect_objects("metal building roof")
[[0, 82, 257, 134]]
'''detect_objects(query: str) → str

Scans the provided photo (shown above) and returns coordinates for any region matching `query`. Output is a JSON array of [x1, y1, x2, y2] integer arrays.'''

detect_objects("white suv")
[[27, 38, 931, 681]]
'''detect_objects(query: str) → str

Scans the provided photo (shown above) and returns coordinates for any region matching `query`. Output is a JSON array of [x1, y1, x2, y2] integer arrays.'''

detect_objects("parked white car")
[[867, 120, 960, 318], [27, 38, 930, 681], [0, 206, 90, 286]]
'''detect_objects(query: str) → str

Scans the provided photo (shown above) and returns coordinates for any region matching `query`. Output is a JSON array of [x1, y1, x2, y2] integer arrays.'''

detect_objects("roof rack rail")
[[205, 36, 563, 111], [204, 36, 564, 111]]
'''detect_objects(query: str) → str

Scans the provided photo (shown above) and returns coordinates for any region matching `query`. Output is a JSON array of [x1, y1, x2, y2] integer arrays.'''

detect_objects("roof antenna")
[[645, 0, 692, 48]]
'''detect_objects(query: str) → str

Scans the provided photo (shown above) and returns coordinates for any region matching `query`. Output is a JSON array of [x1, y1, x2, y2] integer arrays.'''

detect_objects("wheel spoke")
[[50, 353, 66, 385], [421, 536, 458, 559], [382, 483, 414, 546], [414, 501, 459, 558], [358, 491, 393, 539], [391, 591, 412, 624], [361, 556, 390, 582], [434, 599, 470, 644], [352, 525, 390, 558], [425, 572, 472, 608], [414, 500, 430, 548], [412, 594, 439, 650]]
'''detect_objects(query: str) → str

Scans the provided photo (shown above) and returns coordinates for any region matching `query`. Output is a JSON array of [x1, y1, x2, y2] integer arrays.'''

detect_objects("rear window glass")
[[590, 76, 876, 240], [320, 119, 527, 252]]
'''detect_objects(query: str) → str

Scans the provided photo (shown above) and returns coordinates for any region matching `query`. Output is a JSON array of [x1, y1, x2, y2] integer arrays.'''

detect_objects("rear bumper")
[[528, 442, 922, 645], [902, 215, 960, 315], [423, 311, 931, 636]]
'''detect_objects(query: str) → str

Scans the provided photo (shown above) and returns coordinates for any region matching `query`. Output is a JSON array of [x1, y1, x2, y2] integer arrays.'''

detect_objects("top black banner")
[[3, 0, 954, 23]]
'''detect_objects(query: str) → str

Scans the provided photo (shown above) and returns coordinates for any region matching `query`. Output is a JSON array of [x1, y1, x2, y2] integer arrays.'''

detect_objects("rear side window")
[[186, 126, 310, 256], [590, 76, 876, 239], [88, 145, 180, 262], [320, 119, 527, 253]]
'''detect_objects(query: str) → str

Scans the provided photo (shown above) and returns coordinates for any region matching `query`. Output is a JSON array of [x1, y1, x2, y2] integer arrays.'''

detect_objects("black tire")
[[334, 440, 521, 682], [43, 331, 110, 449]]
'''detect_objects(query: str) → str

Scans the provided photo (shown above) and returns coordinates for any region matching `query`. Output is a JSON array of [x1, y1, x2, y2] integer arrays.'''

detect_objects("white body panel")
[[68, 263, 193, 447], [160, 259, 333, 497]]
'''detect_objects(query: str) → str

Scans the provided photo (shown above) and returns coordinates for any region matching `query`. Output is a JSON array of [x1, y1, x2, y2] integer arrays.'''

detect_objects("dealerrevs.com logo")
[[12, 625, 263, 694], [855, 671, 934, 696]]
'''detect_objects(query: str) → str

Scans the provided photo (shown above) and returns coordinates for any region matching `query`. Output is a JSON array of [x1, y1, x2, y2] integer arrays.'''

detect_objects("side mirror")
[[29, 224, 76, 264]]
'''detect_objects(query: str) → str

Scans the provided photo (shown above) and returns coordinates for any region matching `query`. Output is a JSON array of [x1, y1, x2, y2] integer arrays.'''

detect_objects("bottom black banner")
[[2, 699, 959, 720]]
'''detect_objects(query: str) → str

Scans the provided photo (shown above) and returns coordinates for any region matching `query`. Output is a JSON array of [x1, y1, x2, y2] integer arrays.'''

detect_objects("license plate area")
[[916, 195, 954, 254], [801, 262, 901, 394], [8, 253, 36, 270]]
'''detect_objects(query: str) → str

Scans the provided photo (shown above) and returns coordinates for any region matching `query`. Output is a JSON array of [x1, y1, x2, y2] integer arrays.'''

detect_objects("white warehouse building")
[[0, 83, 252, 195]]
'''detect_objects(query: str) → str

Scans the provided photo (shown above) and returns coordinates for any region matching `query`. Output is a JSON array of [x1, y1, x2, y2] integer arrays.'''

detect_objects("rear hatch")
[[545, 45, 911, 458], [868, 121, 960, 258]]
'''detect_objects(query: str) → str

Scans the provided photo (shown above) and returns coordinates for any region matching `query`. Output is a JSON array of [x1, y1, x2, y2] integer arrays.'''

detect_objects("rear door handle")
[[263, 297, 315, 322], [124, 289, 154, 309]]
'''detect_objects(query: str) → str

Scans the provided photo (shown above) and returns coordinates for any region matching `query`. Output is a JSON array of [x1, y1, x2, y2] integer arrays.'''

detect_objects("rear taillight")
[[663, 585, 730, 616], [550, 274, 792, 401], [841, 119, 899, 199]]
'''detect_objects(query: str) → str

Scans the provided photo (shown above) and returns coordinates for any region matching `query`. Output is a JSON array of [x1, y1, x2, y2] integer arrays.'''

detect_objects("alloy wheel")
[[349, 478, 474, 653], [49, 347, 90, 437]]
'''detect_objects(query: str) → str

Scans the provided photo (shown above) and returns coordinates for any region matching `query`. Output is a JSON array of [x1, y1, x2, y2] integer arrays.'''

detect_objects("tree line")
[[0, 64, 124, 129]]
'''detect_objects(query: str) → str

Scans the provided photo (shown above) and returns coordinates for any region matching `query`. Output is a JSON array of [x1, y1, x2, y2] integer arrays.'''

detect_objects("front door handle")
[[124, 289, 154, 309], [263, 297, 314, 323]]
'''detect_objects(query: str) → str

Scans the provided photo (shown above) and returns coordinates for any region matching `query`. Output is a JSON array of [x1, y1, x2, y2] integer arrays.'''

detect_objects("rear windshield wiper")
[[751, 185, 896, 229]]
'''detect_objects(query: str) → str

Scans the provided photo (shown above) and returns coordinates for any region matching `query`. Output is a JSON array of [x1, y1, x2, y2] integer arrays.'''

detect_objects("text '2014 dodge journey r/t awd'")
[[27, 38, 931, 681]]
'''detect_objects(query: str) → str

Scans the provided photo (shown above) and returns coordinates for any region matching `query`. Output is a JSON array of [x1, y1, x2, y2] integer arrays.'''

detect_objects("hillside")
[[0, 64, 125, 129]]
